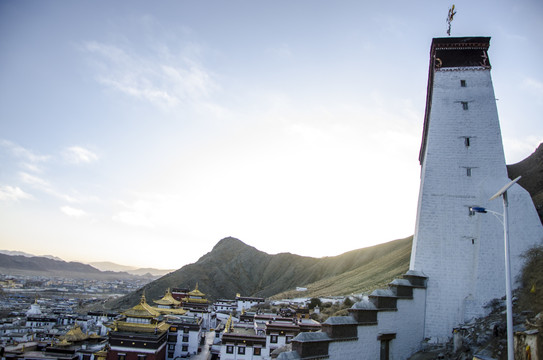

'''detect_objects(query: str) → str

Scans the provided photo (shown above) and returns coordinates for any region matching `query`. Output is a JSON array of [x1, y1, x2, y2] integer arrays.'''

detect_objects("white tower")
[[410, 37, 543, 341]]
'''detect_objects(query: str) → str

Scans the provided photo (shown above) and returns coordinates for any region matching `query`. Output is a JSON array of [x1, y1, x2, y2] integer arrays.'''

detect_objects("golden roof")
[[61, 324, 89, 342], [185, 298, 209, 304], [154, 307, 187, 316], [188, 283, 206, 297], [113, 293, 186, 333], [94, 349, 108, 360], [57, 339, 72, 346], [122, 294, 161, 318], [115, 321, 170, 333], [154, 288, 181, 306]]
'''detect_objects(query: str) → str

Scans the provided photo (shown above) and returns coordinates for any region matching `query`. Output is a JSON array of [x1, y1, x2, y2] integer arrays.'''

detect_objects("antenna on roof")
[[446, 5, 456, 36]]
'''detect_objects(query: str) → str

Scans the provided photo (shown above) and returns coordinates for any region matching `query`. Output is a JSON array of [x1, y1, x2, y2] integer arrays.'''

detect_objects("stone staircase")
[[279, 270, 428, 359]]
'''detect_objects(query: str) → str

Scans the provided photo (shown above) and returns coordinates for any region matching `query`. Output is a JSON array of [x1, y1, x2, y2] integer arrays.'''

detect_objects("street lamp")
[[469, 175, 521, 360]]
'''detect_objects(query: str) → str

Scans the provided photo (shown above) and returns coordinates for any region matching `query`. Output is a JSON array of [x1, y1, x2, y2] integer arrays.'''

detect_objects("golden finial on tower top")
[[446, 5, 456, 36]]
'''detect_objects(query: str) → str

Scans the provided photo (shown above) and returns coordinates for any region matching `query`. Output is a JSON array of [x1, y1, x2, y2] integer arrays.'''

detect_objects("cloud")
[[0, 185, 32, 202], [82, 39, 220, 111], [63, 146, 99, 164], [60, 206, 87, 218], [20, 172, 50, 188], [0, 140, 50, 163], [0, 139, 50, 172], [19, 172, 78, 203]]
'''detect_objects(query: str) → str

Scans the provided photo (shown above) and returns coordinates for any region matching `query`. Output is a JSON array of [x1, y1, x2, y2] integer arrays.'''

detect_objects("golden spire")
[[140, 291, 146, 304], [225, 315, 233, 333]]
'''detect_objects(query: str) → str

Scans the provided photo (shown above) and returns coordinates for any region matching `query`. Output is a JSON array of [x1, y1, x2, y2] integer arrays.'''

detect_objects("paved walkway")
[[191, 330, 215, 360]]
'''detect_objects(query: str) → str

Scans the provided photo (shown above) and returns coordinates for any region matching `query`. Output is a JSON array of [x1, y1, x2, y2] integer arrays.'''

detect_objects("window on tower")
[[461, 101, 469, 110], [460, 80, 466, 87], [464, 137, 470, 147], [466, 167, 472, 177]]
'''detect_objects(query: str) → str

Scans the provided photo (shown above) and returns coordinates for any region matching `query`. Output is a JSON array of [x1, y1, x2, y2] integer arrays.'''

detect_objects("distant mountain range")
[[0, 250, 173, 277], [88, 261, 173, 277], [0, 250, 64, 262], [0, 250, 172, 280]]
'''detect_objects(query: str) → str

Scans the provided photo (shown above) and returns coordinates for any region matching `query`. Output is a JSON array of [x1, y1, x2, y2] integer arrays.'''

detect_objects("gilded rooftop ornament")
[[446, 5, 456, 36]]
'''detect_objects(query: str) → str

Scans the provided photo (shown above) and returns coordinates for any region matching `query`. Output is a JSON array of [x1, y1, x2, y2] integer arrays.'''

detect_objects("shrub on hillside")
[[517, 245, 543, 314]]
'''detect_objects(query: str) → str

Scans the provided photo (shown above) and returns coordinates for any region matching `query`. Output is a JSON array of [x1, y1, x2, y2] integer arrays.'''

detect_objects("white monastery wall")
[[328, 339, 364, 360], [327, 288, 427, 360], [411, 67, 543, 340]]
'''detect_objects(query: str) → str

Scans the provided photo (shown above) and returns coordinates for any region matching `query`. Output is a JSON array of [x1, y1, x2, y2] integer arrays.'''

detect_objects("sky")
[[0, 1, 542, 270]]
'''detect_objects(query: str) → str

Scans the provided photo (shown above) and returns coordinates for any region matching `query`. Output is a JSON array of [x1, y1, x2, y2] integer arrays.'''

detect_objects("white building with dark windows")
[[165, 315, 203, 359], [235, 295, 265, 313], [277, 36, 543, 360], [220, 314, 320, 360], [214, 299, 237, 314]]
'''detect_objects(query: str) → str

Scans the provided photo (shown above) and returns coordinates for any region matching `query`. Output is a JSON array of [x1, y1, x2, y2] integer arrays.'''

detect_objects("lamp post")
[[470, 175, 521, 360]]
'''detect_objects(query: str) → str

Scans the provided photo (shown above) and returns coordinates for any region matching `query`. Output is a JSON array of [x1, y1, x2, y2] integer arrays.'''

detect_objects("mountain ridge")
[[105, 235, 413, 310], [0, 253, 157, 280]]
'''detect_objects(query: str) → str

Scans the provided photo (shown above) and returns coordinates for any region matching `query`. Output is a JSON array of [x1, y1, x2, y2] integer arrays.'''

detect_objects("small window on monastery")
[[167, 335, 177, 343], [460, 80, 466, 87], [270, 334, 278, 343], [469, 208, 475, 216], [118, 355, 126, 360], [226, 345, 234, 354], [464, 137, 470, 147], [238, 346, 246, 355], [182, 335, 189, 342], [286, 335, 293, 344], [183, 328, 189, 333], [182, 345, 188, 352], [254, 347, 262, 356], [466, 167, 472, 177], [461, 101, 469, 110]]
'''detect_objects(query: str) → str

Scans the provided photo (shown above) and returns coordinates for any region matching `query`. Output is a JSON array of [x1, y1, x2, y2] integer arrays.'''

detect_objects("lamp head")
[[470, 207, 487, 213]]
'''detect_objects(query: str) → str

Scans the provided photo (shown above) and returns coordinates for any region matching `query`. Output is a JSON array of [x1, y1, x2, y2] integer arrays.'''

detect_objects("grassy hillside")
[[272, 236, 412, 299], [106, 236, 413, 310], [507, 143, 543, 223]]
